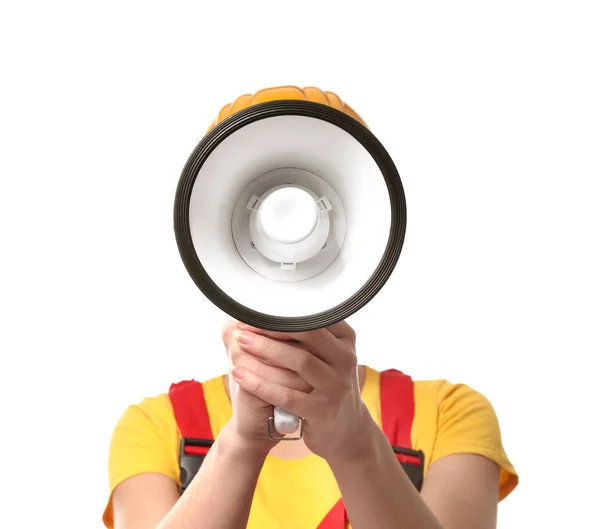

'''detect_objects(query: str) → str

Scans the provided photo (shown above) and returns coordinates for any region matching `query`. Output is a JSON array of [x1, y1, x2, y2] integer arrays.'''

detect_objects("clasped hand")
[[225, 320, 372, 462]]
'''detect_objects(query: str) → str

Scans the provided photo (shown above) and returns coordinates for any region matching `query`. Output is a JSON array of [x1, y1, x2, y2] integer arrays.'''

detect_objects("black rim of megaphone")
[[174, 100, 407, 332]]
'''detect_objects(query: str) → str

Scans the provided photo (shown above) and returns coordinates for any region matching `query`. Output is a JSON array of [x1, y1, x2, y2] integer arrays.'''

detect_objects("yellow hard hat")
[[206, 85, 367, 133]]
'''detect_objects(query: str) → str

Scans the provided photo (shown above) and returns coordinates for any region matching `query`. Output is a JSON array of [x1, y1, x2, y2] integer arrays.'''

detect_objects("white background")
[[1, 1, 598, 528]]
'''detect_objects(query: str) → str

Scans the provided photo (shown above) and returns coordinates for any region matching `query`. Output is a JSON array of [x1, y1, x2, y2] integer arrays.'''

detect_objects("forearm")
[[158, 422, 265, 529], [328, 413, 444, 529]]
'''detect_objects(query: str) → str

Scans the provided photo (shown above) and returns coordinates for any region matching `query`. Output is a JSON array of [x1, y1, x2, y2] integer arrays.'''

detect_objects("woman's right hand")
[[221, 320, 313, 455]]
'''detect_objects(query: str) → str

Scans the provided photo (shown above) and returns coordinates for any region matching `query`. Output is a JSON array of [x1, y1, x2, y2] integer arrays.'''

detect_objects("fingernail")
[[233, 329, 254, 345], [232, 366, 245, 379]]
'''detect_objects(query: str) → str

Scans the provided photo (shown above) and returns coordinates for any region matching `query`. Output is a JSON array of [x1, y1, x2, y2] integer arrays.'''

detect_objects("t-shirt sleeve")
[[102, 394, 181, 528], [429, 382, 518, 501]]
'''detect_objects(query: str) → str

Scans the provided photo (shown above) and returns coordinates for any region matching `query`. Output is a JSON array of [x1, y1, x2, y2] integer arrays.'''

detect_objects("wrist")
[[219, 422, 277, 461], [326, 404, 381, 468]]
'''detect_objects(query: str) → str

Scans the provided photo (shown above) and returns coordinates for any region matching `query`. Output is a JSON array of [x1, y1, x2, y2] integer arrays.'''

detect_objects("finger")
[[222, 319, 239, 351], [233, 330, 334, 389], [237, 324, 338, 364], [237, 320, 355, 343], [236, 323, 299, 342], [237, 324, 356, 370], [229, 340, 312, 393], [292, 328, 349, 369], [226, 369, 272, 414], [292, 323, 355, 352], [230, 365, 313, 417], [324, 320, 356, 341]]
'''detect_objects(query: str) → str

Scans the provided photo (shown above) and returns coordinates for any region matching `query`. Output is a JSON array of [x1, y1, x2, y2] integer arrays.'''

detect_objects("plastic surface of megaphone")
[[174, 86, 407, 439]]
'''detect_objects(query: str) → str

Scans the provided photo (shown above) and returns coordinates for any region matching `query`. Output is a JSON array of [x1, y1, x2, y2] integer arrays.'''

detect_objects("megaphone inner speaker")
[[231, 167, 346, 283], [174, 101, 406, 332]]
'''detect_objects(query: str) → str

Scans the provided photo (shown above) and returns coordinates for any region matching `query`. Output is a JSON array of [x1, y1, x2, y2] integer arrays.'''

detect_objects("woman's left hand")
[[230, 321, 373, 463]]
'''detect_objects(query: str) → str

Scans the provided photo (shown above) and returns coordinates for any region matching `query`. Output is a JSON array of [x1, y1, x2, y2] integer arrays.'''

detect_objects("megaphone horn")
[[174, 86, 407, 438]]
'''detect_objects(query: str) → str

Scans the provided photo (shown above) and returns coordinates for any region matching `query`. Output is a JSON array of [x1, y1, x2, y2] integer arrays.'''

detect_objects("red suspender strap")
[[379, 368, 421, 466], [168, 380, 214, 457], [169, 380, 215, 493], [315, 499, 347, 529]]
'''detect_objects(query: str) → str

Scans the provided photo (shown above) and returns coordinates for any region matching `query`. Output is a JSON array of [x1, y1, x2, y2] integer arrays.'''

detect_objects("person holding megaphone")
[[102, 87, 518, 529]]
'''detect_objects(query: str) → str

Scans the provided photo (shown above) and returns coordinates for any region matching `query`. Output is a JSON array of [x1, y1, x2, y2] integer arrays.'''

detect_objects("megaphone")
[[174, 86, 407, 439]]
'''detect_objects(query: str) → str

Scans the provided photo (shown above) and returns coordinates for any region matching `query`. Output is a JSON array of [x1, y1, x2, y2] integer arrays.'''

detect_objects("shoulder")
[[107, 375, 228, 478], [112, 392, 176, 438], [370, 369, 517, 501], [412, 378, 506, 449], [116, 391, 175, 427], [111, 375, 228, 440], [413, 378, 503, 436], [413, 378, 518, 501], [107, 391, 180, 486], [374, 369, 498, 418], [413, 378, 496, 415]]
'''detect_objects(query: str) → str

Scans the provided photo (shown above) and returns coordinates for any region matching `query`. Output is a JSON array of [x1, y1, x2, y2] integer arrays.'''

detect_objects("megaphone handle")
[[268, 407, 304, 441]]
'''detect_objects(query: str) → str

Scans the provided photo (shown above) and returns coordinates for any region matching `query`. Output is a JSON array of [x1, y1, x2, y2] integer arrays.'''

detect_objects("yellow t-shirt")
[[103, 366, 518, 528]]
